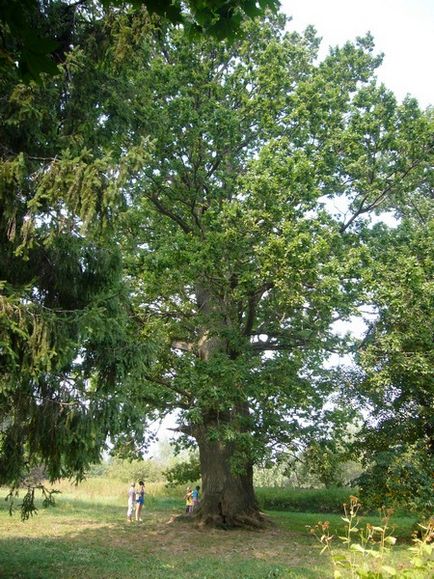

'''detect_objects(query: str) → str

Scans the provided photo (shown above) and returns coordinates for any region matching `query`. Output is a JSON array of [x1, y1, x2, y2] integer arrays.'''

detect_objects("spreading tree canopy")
[[107, 15, 433, 526]]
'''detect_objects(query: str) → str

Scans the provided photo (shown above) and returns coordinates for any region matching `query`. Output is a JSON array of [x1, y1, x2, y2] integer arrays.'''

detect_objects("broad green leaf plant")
[[309, 496, 434, 578]]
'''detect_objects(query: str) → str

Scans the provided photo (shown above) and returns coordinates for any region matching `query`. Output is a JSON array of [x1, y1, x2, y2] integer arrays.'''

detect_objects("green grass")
[[0, 480, 426, 578], [270, 511, 418, 541]]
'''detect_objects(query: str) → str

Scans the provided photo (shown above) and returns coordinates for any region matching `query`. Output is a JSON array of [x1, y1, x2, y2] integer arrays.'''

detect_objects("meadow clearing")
[[0, 479, 428, 578]]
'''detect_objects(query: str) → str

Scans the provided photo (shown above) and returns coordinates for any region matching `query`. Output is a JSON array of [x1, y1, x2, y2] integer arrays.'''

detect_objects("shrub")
[[85, 462, 110, 477], [355, 447, 433, 518], [163, 455, 201, 487], [256, 487, 357, 513], [106, 458, 164, 483]]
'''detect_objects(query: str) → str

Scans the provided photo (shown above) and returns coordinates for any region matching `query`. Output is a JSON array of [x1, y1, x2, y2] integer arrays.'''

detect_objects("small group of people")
[[184, 485, 200, 514], [127, 481, 201, 522], [127, 480, 145, 522]]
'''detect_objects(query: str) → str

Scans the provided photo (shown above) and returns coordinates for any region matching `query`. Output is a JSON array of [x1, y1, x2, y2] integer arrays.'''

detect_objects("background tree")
[[163, 455, 201, 488], [352, 173, 434, 515], [301, 440, 348, 488]]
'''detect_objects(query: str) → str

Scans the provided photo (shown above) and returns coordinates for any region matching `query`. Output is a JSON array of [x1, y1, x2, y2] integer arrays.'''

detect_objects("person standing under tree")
[[127, 482, 136, 523], [184, 486, 193, 514], [135, 481, 145, 522], [192, 485, 200, 510]]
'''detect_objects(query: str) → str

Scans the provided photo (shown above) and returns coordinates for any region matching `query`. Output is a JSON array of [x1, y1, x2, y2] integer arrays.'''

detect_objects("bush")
[[163, 456, 201, 487], [356, 447, 433, 518], [256, 486, 358, 513], [105, 458, 164, 483], [85, 462, 110, 478]]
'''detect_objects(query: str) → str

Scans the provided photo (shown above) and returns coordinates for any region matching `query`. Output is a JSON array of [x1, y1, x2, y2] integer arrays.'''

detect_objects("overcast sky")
[[281, 0, 434, 109]]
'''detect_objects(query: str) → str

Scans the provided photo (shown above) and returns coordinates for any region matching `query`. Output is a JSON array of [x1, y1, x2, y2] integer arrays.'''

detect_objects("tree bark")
[[194, 425, 265, 528], [189, 285, 265, 527]]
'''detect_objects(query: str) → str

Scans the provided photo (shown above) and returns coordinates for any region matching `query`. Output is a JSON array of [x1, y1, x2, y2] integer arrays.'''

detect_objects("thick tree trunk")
[[194, 428, 265, 528], [190, 286, 265, 527]]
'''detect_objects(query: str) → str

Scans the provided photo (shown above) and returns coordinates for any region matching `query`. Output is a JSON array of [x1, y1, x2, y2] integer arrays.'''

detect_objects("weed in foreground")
[[307, 496, 433, 578]]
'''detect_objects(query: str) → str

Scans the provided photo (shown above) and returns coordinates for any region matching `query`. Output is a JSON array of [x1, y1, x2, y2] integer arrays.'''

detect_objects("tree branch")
[[147, 192, 192, 233], [171, 340, 195, 352], [142, 372, 191, 405], [340, 159, 424, 232]]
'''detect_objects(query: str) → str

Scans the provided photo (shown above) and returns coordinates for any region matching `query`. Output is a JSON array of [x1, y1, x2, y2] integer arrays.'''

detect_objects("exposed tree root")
[[165, 510, 272, 530], [193, 508, 272, 530]]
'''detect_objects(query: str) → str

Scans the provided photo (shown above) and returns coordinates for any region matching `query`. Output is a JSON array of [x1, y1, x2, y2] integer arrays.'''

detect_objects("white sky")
[[281, 0, 434, 109]]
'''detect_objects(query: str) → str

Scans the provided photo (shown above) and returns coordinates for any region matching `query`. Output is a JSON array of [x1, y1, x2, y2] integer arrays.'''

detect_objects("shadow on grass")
[[0, 532, 156, 579], [0, 521, 322, 579], [0, 494, 182, 524], [0, 492, 334, 578]]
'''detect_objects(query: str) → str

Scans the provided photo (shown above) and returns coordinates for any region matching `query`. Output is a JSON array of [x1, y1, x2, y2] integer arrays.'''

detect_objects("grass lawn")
[[0, 480, 428, 578]]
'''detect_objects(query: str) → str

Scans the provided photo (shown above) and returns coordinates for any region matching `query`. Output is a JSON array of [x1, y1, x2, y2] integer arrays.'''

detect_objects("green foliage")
[[253, 462, 292, 487], [163, 455, 201, 487], [301, 440, 351, 488], [254, 451, 363, 489], [309, 496, 434, 578], [355, 447, 434, 518], [0, 0, 61, 80], [105, 457, 165, 483], [5, 484, 60, 521], [85, 462, 111, 478], [351, 194, 434, 517], [0, 6, 157, 503], [256, 487, 356, 514], [0, 0, 280, 81], [357, 220, 434, 448]]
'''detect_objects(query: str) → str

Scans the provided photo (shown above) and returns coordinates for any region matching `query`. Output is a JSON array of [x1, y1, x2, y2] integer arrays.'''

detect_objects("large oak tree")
[[112, 15, 433, 526]]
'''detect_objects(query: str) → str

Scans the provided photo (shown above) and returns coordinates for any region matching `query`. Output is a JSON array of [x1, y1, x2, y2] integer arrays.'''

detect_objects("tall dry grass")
[[46, 477, 184, 507]]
